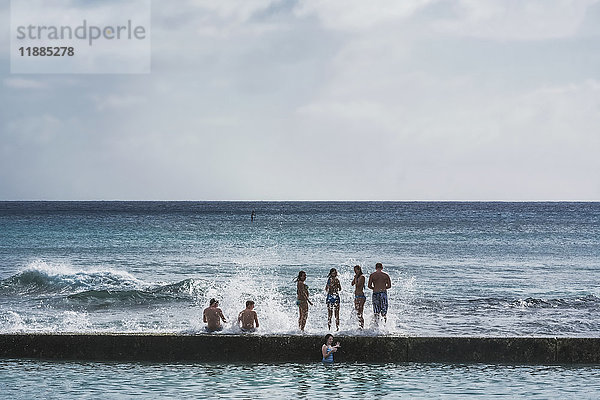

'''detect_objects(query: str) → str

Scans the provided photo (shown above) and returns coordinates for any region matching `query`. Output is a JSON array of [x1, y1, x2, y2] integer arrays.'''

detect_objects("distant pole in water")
[[251, 209, 256, 222]]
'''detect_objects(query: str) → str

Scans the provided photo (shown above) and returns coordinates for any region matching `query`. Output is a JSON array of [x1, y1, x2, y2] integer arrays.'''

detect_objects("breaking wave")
[[0, 261, 205, 307]]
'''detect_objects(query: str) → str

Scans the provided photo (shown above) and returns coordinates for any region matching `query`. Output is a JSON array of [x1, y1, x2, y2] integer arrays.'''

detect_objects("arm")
[[203, 310, 207, 323], [386, 275, 392, 289], [238, 311, 243, 324], [254, 311, 259, 328], [219, 309, 227, 323], [351, 276, 356, 286], [368, 274, 374, 290]]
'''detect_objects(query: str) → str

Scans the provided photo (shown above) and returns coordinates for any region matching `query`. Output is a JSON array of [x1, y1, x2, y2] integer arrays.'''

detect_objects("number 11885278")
[[19, 47, 75, 56]]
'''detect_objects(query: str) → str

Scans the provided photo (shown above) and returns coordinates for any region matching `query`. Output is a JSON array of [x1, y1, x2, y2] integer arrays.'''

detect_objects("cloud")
[[296, 0, 600, 41], [92, 95, 148, 111], [294, 0, 437, 30], [432, 0, 600, 40], [0, 0, 599, 200], [4, 78, 48, 89]]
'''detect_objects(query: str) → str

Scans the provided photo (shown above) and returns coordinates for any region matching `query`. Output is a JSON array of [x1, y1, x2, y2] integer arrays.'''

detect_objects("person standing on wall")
[[368, 263, 391, 324]]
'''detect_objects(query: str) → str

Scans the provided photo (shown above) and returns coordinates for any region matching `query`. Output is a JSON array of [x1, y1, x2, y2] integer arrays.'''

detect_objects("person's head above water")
[[328, 268, 337, 278], [246, 300, 254, 309], [295, 271, 306, 282], [324, 333, 333, 345], [375, 263, 383, 270], [209, 298, 219, 307], [354, 265, 363, 276]]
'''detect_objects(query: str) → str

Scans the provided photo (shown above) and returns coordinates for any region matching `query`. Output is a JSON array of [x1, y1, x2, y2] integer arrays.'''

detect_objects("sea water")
[[1, 202, 600, 398], [1, 201, 599, 336], [1, 360, 599, 399]]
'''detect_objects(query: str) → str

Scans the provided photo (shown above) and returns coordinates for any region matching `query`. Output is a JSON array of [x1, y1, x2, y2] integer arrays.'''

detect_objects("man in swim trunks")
[[238, 300, 259, 332], [368, 263, 391, 323], [203, 298, 227, 332]]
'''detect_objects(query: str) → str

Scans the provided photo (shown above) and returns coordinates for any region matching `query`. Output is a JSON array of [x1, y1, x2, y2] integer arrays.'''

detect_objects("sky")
[[1, 0, 599, 201]]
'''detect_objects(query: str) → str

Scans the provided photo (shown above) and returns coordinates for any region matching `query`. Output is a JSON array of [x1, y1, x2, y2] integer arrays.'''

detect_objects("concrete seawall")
[[1, 334, 599, 364]]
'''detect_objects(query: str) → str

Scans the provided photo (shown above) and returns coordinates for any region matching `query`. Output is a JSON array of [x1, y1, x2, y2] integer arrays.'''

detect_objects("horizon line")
[[1, 199, 599, 203]]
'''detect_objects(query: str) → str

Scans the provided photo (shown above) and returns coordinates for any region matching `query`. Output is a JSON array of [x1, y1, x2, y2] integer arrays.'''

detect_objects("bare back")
[[238, 309, 258, 330], [203, 306, 225, 330], [368, 270, 391, 293]]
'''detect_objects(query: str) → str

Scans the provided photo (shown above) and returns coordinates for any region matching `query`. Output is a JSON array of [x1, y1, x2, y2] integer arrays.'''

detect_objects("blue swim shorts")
[[372, 291, 388, 315], [326, 294, 340, 305]]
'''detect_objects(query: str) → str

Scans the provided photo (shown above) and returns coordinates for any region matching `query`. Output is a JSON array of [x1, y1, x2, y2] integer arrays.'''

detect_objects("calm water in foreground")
[[1, 360, 599, 399]]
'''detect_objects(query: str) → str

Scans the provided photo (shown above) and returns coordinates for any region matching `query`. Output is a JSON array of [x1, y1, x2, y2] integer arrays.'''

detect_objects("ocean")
[[1, 201, 599, 398]]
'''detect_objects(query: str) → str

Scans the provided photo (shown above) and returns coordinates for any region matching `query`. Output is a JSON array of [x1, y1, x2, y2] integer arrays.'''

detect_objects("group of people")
[[203, 299, 260, 333], [296, 262, 391, 332], [202, 262, 391, 333]]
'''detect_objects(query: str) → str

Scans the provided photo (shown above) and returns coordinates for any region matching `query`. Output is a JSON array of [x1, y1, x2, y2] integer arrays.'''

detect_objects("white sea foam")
[[184, 261, 413, 336], [0, 257, 420, 335]]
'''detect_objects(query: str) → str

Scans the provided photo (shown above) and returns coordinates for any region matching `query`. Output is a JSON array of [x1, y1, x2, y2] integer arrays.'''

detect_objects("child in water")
[[321, 334, 341, 363], [238, 300, 259, 332]]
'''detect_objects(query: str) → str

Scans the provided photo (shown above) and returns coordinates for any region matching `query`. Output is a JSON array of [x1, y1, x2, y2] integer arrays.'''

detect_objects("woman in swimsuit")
[[351, 265, 366, 329], [325, 268, 342, 331], [321, 333, 340, 363], [295, 271, 312, 332]]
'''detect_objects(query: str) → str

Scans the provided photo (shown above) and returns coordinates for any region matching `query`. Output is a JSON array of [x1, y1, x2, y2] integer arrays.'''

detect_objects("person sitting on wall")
[[203, 298, 227, 332], [238, 300, 260, 333]]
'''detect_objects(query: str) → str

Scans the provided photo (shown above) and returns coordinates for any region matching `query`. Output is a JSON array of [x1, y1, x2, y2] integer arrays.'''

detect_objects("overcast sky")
[[1, 0, 599, 201]]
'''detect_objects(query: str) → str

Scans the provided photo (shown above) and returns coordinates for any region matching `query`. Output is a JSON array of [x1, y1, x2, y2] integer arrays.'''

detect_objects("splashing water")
[[2, 201, 600, 336]]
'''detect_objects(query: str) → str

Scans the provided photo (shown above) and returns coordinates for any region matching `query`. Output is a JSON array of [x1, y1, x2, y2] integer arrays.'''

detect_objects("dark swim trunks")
[[372, 291, 388, 315]]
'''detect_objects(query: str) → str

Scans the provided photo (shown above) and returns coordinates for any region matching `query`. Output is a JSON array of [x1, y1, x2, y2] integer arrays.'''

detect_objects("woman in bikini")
[[351, 265, 366, 329], [325, 268, 342, 331], [296, 270, 312, 332]]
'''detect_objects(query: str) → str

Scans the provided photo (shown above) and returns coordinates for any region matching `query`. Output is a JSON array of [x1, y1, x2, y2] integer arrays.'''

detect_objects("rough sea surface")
[[1, 201, 599, 336]]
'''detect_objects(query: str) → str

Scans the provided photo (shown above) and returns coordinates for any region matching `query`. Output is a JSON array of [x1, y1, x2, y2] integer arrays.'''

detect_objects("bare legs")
[[354, 297, 365, 329], [327, 303, 340, 331], [298, 301, 308, 331]]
